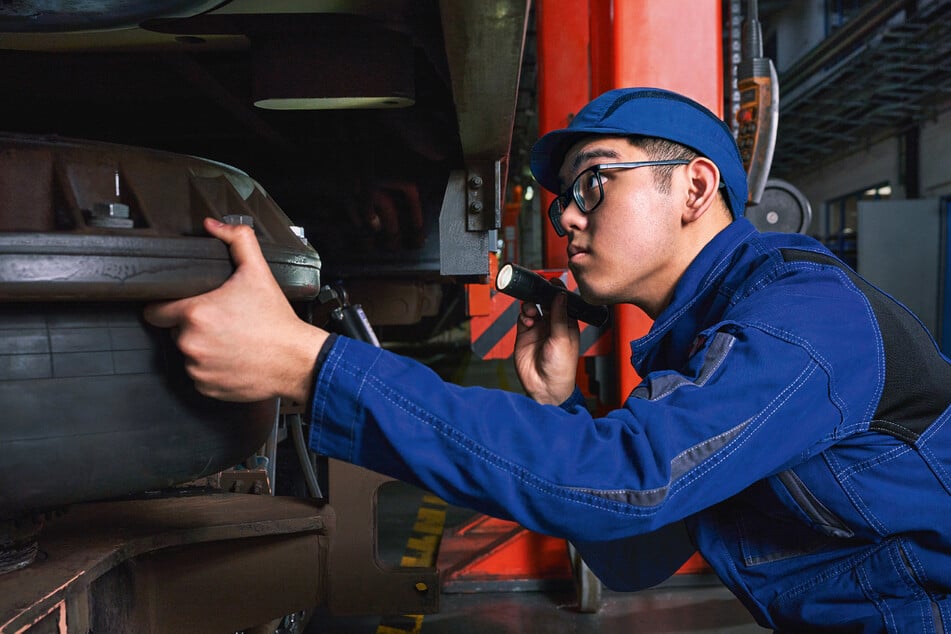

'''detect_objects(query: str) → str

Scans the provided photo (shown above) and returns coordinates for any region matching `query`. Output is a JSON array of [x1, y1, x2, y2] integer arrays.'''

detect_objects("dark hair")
[[626, 135, 699, 194], [627, 135, 731, 218]]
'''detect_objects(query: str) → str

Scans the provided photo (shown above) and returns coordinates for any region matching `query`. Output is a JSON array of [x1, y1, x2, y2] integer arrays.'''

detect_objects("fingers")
[[202, 217, 269, 272], [517, 301, 540, 327], [547, 281, 581, 341], [516, 277, 581, 335], [143, 298, 190, 329], [143, 218, 265, 328], [547, 291, 575, 338]]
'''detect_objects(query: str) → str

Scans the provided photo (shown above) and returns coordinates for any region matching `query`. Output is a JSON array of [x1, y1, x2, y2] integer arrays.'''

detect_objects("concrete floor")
[[306, 481, 767, 633], [421, 584, 765, 633], [311, 584, 765, 633]]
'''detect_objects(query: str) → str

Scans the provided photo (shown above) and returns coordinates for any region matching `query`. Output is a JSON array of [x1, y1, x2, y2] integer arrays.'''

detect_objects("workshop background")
[[0, 0, 949, 632]]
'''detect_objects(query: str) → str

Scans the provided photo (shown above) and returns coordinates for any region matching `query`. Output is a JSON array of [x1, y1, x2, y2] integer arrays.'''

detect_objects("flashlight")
[[496, 262, 609, 327]]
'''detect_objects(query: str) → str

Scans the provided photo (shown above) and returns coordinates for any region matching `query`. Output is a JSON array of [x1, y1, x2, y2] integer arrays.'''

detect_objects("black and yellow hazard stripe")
[[376, 493, 449, 634]]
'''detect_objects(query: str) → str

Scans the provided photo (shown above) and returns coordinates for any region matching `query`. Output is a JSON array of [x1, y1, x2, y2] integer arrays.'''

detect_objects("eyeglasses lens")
[[548, 168, 605, 237], [548, 197, 567, 236], [576, 169, 603, 212]]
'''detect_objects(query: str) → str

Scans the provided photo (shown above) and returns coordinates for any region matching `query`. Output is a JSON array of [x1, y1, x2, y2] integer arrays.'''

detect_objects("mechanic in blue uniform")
[[145, 87, 951, 632]]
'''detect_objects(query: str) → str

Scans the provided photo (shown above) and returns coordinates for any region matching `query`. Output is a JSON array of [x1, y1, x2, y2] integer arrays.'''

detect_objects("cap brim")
[[530, 126, 628, 193]]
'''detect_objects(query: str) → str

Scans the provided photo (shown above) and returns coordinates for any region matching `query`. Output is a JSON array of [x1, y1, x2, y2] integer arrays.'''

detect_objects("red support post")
[[445, 0, 724, 592]]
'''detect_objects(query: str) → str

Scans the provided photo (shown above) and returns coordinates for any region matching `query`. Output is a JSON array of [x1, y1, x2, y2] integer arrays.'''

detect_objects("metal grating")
[[772, 0, 951, 177]]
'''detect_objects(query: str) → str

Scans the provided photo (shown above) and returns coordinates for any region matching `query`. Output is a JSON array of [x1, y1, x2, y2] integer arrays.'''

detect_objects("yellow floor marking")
[[375, 495, 448, 634]]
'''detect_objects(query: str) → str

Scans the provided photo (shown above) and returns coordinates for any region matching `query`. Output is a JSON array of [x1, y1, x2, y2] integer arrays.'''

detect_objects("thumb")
[[143, 297, 189, 328], [203, 217, 269, 271]]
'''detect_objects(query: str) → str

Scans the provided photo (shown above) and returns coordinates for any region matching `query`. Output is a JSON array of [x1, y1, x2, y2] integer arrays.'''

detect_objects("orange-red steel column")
[[537, 0, 723, 399], [536, 0, 591, 271], [608, 0, 724, 109], [604, 0, 724, 400]]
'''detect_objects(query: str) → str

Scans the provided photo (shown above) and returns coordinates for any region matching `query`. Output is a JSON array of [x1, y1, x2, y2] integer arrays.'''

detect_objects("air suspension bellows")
[[0, 134, 321, 568]]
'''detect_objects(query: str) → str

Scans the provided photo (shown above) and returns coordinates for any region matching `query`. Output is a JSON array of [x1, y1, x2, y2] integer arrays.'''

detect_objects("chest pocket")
[[734, 475, 852, 567], [774, 469, 854, 538]]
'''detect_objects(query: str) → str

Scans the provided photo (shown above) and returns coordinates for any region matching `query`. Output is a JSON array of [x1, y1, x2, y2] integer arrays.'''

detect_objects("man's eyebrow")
[[560, 148, 622, 186]]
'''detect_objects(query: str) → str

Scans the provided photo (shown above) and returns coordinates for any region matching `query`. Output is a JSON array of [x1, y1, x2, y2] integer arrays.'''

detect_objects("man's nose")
[[559, 198, 586, 233]]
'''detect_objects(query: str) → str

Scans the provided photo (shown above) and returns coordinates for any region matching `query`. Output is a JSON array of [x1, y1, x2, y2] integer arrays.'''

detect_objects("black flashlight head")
[[496, 262, 609, 327]]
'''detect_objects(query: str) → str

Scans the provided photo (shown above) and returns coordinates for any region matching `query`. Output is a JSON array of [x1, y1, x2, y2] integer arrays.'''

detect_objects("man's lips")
[[567, 244, 588, 259]]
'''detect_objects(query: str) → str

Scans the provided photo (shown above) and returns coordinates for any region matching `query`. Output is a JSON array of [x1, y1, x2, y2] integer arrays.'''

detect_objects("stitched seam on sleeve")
[[335, 367, 675, 519], [646, 332, 735, 401], [666, 361, 820, 505]]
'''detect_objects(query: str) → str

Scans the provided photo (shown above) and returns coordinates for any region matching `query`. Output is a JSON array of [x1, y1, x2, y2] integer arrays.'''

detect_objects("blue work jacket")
[[308, 218, 951, 632]]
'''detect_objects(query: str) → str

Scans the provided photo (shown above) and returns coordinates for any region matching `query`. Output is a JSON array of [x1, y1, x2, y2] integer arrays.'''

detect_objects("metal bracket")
[[464, 159, 502, 233], [438, 170, 489, 277]]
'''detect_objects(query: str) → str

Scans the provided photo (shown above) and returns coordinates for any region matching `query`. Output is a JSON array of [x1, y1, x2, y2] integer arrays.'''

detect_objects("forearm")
[[276, 324, 331, 404], [305, 337, 691, 540], [305, 330, 839, 542]]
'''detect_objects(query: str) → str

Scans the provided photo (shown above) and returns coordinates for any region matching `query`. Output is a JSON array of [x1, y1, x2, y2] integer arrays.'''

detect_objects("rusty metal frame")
[[325, 459, 439, 616], [0, 494, 332, 634]]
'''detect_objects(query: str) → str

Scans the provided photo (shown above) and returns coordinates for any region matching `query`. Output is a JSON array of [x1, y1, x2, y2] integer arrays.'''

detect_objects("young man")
[[145, 87, 951, 632]]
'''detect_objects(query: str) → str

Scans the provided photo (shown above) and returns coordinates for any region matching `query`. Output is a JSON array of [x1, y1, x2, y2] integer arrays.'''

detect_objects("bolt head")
[[92, 202, 131, 218], [223, 214, 255, 227]]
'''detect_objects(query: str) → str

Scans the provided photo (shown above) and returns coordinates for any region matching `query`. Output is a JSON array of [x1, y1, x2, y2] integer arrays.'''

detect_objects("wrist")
[[279, 324, 329, 404], [558, 387, 587, 412], [529, 385, 576, 406]]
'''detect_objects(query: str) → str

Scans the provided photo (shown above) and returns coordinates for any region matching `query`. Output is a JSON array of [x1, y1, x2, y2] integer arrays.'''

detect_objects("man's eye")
[[581, 171, 600, 192]]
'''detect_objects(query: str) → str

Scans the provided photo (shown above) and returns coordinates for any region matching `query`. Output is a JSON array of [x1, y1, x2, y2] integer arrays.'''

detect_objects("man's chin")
[[577, 283, 619, 308], [572, 268, 611, 305], [575, 283, 604, 306]]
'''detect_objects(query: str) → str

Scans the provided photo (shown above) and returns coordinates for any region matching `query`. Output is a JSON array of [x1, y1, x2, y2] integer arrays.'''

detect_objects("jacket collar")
[[629, 217, 757, 369]]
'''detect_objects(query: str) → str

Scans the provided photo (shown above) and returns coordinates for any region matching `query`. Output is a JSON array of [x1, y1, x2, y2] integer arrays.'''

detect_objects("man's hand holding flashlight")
[[513, 280, 581, 406]]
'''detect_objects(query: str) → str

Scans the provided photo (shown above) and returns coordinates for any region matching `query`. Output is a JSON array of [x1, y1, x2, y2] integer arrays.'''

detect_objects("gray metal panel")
[[439, 170, 489, 277], [857, 199, 941, 335]]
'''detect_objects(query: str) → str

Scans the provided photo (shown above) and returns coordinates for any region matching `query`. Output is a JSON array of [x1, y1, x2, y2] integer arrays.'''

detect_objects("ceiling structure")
[[767, 0, 951, 178], [0, 0, 532, 285], [2, 0, 948, 260]]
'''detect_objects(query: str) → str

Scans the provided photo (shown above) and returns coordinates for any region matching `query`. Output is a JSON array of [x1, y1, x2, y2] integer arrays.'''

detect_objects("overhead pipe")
[[780, 0, 912, 103]]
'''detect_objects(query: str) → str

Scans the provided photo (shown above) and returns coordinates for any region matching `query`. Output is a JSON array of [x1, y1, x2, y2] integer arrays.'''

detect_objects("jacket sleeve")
[[307, 324, 847, 542], [571, 520, 696, 591]]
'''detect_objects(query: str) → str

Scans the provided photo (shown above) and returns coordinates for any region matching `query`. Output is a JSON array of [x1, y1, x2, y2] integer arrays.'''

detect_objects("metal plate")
[[0, 233, 320, 301], [0, 1, 224, 33], [0, 133, 321, 301], [745, 178, 813, 234]]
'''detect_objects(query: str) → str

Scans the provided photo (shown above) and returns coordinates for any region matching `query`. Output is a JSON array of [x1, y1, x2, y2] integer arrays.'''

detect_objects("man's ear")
[[681, 156, 721, 223]]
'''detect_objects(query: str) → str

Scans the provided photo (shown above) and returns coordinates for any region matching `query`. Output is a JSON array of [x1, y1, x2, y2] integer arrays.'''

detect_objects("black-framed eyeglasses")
[[547, 160, 691, 236]]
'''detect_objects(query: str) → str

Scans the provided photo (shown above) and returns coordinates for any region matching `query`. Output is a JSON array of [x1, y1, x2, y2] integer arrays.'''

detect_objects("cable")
[[289, 413, 324, 499], [264, 398, 281, 494]]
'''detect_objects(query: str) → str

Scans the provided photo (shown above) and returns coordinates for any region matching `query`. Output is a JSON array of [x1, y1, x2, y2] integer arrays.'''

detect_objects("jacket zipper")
[[776, 470, 854, 538], [898, 542, 945, 634]]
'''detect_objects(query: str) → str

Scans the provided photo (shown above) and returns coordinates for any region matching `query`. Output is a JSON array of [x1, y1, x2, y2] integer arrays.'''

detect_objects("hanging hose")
[[264, 398, 281, 493], [289, 413, 324, 499]]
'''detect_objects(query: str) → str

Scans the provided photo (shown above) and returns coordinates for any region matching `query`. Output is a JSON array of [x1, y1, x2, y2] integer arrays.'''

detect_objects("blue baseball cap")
[[530, 87, 748, 218]]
